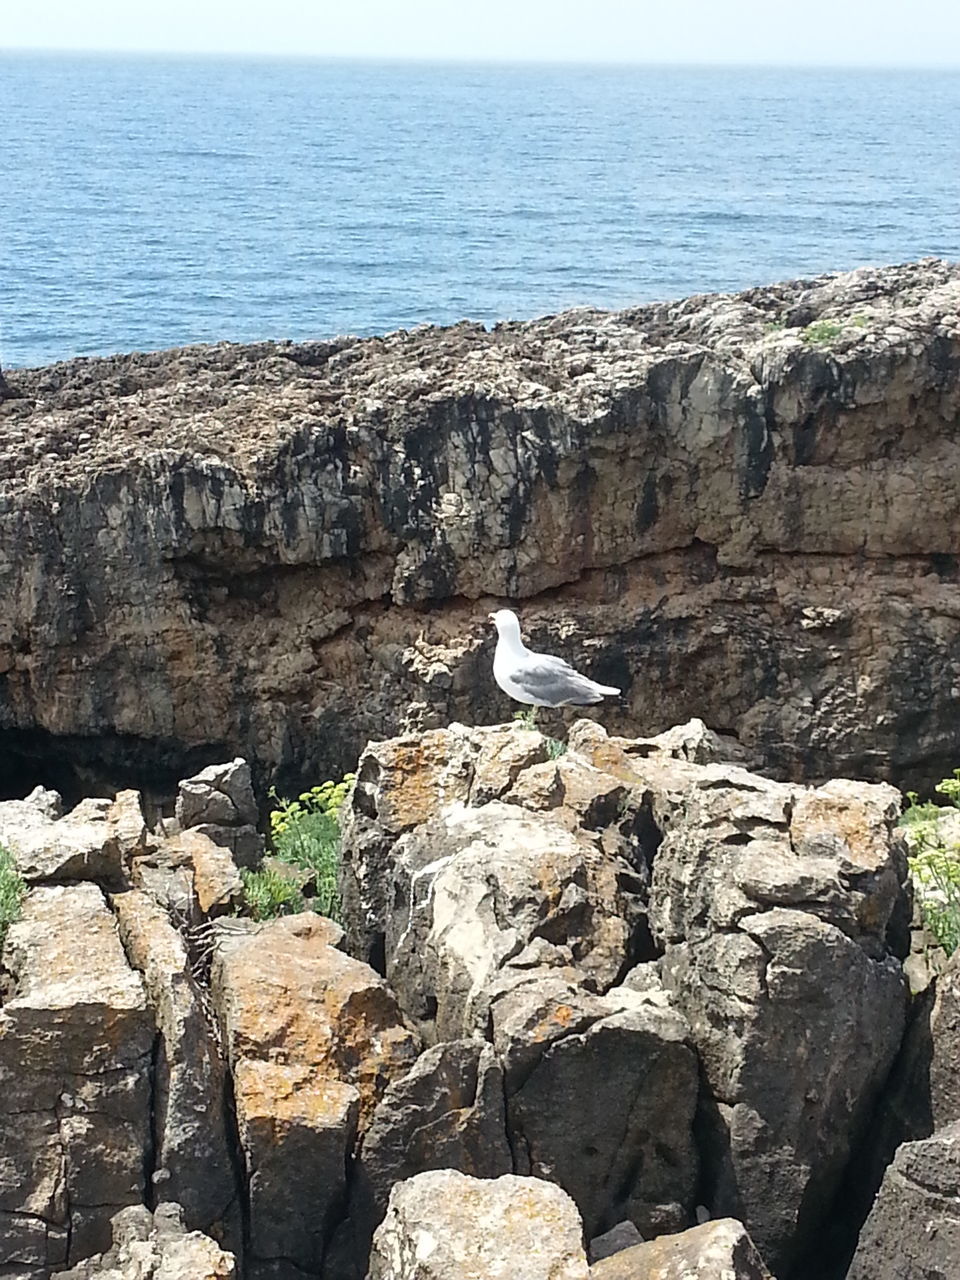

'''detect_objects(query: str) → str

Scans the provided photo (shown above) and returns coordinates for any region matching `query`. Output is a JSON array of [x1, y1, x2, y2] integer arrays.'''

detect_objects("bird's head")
[[489, 608, 522, 639]]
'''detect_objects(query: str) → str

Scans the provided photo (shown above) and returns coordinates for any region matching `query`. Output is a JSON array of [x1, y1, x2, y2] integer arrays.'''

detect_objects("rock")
[[372, 799, 643, 1041], [586, 1221, 644, 1264], [848, 1122, 960, 1280], [367, 1170, 591, 1280], [175, 759, 258, 829], [191, 822, 264, 869], [54, 1202, 236, 1278], [590, 1218, 772, 1278], [111, 890, 238, 1239], [540, 723, 909, 1271], [0, 788, 146, 885], [357, 1039, 512, 1220], [0, 884, 154, 1267], [5, 262, 960, 797], [209, 913, 419, 1274], [492, 973, 698, 1238], [178, 830, 243, 916], [127, 826, 243, 921]]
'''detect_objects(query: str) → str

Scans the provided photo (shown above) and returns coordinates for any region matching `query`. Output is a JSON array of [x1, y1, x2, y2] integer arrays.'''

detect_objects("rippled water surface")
[[3, 55, 959, 368]]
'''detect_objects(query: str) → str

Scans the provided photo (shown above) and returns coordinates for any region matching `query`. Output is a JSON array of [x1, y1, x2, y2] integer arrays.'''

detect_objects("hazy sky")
[[4, 0, 960, 65]]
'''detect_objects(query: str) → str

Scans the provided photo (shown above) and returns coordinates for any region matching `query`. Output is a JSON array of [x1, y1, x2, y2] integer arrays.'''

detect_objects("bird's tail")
[[594, 682, 620, 696]]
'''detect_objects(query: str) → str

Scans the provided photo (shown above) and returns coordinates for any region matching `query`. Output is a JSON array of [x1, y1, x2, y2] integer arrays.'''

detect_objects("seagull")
[[489, 608, 621, 707]]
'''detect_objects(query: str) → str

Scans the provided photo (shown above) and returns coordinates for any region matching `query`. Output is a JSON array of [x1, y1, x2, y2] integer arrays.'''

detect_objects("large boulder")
[[572, 724, 909, 1273], [848, 1121, 960, 1280], [0, 884, 154, 1271], [209, 913, 420, 1277], [367, 1170, 591, 1280]]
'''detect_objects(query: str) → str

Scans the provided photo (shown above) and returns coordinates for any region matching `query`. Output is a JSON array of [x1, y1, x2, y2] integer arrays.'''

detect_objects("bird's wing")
[[506, 653, 593, 703]]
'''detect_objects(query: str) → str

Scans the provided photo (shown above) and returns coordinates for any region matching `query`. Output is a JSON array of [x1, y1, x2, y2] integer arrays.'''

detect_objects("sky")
[[3, 0, 960, 66]]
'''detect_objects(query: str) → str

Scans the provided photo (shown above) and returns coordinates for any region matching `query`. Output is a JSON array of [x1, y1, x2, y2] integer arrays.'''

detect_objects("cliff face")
[[2, 259, 959, 794]]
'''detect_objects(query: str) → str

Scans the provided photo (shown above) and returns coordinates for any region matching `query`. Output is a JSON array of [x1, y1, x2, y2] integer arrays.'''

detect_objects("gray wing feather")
[[507, 654, 610, 706]]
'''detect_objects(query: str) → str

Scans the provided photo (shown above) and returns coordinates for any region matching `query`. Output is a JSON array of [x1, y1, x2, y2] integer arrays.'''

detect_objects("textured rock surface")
[[367, 1170, 591, 1280], [570, 723, 909, 1273], [55, 1203, 236, 1279], [341, 718, 912, 1277], [847, 1121, 960, 1280], [590, 1218, 772, 1279], [3, 261, 960, 795], [0, 786, 145, 884], [209, 913, 420, 1276], [0, 884, 154, 1271], [111, 890, 238, 1239]]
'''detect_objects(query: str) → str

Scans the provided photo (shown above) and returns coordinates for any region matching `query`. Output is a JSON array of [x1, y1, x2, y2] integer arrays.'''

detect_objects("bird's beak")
[[488, 612, 497, 621]]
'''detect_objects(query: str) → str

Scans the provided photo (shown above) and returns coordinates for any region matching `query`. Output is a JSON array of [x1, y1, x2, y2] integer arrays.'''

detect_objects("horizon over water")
[[3, 53, 959, 369]]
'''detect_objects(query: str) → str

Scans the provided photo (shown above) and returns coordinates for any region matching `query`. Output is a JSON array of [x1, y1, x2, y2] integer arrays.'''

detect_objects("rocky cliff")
[[2, 259, 960, 799]]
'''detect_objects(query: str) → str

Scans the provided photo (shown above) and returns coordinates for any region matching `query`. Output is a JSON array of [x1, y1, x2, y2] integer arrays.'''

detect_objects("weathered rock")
[[590, 1218, 772, 1279], [55, 1202, 236, 1279], [111, 890, 237, 1238], [176, 759, 258, 830], [209, 913, 419, 1274], [0, 788, 145, 884], [848, 1121, 960, 1280], [624, 749, 910, 1272], [0, 884, 154, 1269], [4, 263, 960, 797], [492, 973, 698, 1238], [357, 1039, 512, 1218], [367, 1170, 591, 1280], [374, 799, 643, 1041], [127, 826, 243, 921], [586, 1221, 644, 1265]]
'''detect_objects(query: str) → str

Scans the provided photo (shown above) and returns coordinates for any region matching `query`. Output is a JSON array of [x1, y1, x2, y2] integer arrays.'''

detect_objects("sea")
[[2, 54, 959, 370]]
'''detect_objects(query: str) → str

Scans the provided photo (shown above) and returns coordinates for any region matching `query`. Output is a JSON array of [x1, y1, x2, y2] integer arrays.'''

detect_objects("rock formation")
[[2, 261, 960, 797], [0, 723, 927, 1279]]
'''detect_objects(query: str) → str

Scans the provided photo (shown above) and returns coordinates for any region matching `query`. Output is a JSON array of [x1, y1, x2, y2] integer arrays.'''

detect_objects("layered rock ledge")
[[2, 260, 960, 795]]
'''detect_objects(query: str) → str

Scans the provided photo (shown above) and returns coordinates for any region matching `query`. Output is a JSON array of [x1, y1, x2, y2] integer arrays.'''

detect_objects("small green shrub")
[[513, 707, 539, 728], [546, 736, 567, 760], [240, 865, 305, 922], [800, 319, 844, 346], [764, 319, 786, 333], [0, 845, 26, 952], [900, 775, 960, 955]]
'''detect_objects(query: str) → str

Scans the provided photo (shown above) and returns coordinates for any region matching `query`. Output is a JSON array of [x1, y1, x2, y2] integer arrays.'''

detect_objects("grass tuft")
[[0, 845, 26, 953]]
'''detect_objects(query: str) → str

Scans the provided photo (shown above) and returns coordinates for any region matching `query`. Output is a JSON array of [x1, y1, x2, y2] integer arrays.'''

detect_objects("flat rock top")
[[2, 259, 958, 493]]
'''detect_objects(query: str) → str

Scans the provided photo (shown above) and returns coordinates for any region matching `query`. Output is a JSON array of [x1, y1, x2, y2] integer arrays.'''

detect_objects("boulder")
[[209, 913, 419, 1274], [111, 890, 237, 1238], [0, 884, 154, 1268], [567, 727, 909, 1272], [848, 1121, 960, 1280], [372, 798, 644, 1040], [492, 972, 698, 1238], [357, 1039, 512, 1220], [0, 788, 146, 885], [366, 1170, 591, 1280], [590, 1218, 771, 1279], [175, 758, 258, 829]]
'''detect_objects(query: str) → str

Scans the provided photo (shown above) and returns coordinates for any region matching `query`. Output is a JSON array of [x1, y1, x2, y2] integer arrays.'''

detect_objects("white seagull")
[[489, 608, 621, 707]]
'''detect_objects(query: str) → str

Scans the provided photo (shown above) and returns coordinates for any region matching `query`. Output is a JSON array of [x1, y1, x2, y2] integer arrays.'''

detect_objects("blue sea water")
[[2, 54, 959, 369]]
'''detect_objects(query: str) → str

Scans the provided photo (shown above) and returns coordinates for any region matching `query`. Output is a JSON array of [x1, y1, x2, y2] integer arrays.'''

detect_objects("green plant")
[[850, 313, 870, 329], [240, 865, 305, 922], [0, 845, 26, 952], [800, 319, 844, 346], [900, 775, 960, 955], [764, 319, 786, 333], [264, 774, 356, 921], [513, 707, 540, 728], [546, 736, 567, 760]]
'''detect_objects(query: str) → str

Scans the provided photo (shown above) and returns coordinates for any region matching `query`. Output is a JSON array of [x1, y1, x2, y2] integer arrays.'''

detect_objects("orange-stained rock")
[[179, 829, 243, 915], [210, 912, 419, 1275], [590, 1218, 771, 1279]]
